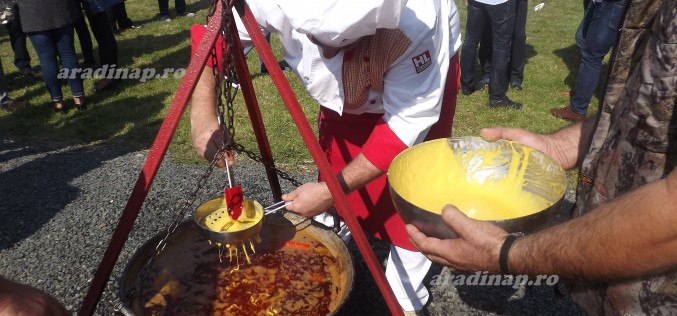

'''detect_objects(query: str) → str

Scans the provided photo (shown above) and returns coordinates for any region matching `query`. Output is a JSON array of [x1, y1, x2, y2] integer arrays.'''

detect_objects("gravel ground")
[[0, 138, 584, 315]]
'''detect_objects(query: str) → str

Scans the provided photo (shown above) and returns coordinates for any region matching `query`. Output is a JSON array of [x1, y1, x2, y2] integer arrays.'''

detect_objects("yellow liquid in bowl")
[[389, 138, 557, 221]]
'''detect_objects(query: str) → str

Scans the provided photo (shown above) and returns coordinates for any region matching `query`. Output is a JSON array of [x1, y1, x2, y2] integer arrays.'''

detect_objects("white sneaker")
[[159, 15, 171, 22], [180, 12, 195, 17]]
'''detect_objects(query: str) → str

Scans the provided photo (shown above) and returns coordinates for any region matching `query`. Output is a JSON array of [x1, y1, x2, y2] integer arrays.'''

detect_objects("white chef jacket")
[[233, 0, 462, 148]]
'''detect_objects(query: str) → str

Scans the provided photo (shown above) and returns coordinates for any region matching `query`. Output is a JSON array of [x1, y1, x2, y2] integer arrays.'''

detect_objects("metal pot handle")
[[112, 299, 135, 316], [329, 207, 341, 234]]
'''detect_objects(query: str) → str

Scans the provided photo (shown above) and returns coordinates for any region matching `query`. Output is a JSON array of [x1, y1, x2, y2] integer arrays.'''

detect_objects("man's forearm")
[[190, 68, 218, 128], [508, 168, 677, 280], [337, 153, 384, 194]]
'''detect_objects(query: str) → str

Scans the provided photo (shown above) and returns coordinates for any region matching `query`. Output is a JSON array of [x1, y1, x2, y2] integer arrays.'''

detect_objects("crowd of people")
[[3, 0, 676, 315], [0, 0, 193, 113]]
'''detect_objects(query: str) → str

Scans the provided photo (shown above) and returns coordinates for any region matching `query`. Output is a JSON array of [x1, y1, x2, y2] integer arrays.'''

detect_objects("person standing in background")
[[476, 0, 528, 91], [4, 4, 38, 79], [460, 0, 522, 109], [106, 1, 142, 35], [73, 10, 97, 69], [158, 0, 194, 22], [17, 0, 85, 112], [549, 0, 625, 122], [73, 0, 120, 92]]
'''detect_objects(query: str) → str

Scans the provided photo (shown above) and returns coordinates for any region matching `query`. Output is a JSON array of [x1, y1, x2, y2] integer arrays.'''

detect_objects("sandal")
[[73, 96, 87, 111], [51, 100, 65, 113]]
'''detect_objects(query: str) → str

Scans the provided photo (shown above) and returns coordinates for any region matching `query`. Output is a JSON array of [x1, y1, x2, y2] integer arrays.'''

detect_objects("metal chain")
[[113, 0, 232, 310], [210, 0, 302, 187], [221, 2, 237, 149], [234, 143, 304, 188], [114, 0, 306, 309]]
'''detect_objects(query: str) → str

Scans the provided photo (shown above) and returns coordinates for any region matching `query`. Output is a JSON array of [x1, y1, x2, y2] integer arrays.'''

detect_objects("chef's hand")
[[0, 278, 70, 316], [191, 124, 234, 168], [406, 205, 509, 273], [281, 182, 333, 218], [480, 127, 573, 169]]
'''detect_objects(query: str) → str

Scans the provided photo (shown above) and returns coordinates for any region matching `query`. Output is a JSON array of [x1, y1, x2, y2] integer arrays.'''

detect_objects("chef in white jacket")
[[190, 0, 462, 314]]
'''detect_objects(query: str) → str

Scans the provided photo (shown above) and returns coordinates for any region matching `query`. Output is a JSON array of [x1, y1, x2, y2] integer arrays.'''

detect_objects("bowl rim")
[[387, 136, 568, 221]]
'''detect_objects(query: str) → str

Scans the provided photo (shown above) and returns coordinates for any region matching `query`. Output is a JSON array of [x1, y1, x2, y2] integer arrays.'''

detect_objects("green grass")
[[453, 0, 593, 137], [0, 0, 596, 177]]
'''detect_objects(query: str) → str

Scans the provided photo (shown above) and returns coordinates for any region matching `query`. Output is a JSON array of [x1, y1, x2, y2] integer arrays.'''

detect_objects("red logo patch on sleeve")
[[412, 50, 432, 74]]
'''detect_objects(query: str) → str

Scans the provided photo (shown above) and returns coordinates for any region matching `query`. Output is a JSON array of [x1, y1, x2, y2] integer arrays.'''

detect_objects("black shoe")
[[461, 86, 475, 96], [489, 96, 522, 109], [510, 80, 523, 90], [20, 67, 38, 79], [476, 77, 489, 91], [94, 78, 119, 92], [278, 60, 291, 71]]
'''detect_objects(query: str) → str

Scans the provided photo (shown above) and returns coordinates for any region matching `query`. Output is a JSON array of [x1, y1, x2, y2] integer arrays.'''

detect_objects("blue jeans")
[[28, 26, 84, 101], [575, 0, 593, 51], [571, 0, 625, 115], [460, 0, 515, 100]]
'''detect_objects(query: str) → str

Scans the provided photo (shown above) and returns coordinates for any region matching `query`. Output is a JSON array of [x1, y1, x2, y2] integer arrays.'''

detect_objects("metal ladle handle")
[[263, 201, 291, 215], [224, 153, 235, 189]]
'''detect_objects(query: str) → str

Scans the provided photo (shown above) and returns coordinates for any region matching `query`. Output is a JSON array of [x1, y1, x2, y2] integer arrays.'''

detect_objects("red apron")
[[318, 54, 459, 251]]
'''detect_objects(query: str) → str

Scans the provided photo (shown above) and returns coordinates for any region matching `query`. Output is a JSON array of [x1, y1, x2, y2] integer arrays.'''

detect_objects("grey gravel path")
[[0, 138, 584, 315]]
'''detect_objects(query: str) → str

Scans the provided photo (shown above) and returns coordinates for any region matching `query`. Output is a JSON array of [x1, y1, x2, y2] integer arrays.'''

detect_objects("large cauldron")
[[118, 212, 354, 315]]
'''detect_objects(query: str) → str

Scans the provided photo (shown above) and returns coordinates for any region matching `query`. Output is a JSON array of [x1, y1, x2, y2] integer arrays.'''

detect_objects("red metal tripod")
[[79, 0, 404, 315]]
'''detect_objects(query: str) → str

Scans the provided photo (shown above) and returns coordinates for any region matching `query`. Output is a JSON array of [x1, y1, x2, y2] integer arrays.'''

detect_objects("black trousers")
[[460, 0, 516, 100], [478, 0, 527, 83], [74, 15, 96, 65], [158, 0, 187, 16], [4, 4, 32, 71], [73, 8, 118, 67], [107, 2, 134, 30]]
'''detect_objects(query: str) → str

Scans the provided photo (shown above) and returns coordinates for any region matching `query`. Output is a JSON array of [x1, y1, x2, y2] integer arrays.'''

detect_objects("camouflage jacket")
[[571, 0, 677, 314]]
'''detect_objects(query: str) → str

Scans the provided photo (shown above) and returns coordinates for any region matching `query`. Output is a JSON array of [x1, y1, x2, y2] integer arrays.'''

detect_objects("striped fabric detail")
[[342, 29, 412, 109]]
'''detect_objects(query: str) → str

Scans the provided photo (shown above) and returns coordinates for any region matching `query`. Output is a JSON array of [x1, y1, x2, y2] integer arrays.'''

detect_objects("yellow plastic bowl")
[[388, 137, 566, 239]]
